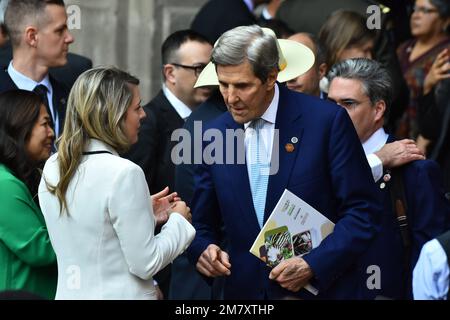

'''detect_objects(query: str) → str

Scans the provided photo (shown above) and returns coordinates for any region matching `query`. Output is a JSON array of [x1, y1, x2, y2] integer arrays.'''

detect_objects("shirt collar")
[[8, 61, 52, 94], [244, 83, 279, 129], [262, 7, 272, 20], [362, 127, 389, 155], [243, 0, 254, 12], [85, 139, 119, 156], [162, 84, 192, 120]]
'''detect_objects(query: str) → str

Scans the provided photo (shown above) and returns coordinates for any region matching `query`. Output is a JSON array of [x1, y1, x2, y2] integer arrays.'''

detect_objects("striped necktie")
[[248, 118, 270, 228]]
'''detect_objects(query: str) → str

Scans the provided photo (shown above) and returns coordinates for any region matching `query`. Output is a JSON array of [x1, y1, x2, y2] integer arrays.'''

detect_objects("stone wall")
[[65, 0, 208, 102]]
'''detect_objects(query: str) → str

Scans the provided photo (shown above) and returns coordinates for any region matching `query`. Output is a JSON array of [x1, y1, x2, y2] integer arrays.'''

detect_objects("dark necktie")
[[33, 84, 54, 130], [33, 84, 57, 152]]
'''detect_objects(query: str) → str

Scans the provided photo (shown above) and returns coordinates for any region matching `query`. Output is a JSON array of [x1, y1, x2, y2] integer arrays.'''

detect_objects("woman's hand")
[[151, 187, 180, 226], [424, 49, 450, 95]]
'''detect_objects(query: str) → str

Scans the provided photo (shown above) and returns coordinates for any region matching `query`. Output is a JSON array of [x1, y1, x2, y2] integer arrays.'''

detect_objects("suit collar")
[[151, 90, 185, 125], [264, 85, 304, 220], [362, 127, 389, 155], [7, 61, 52, 93], [162, 84, 192, 120]]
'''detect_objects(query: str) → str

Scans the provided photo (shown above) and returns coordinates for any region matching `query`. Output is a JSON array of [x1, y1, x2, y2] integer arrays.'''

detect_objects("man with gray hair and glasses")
[[187, 25, 384, 299], [328, 58, 450, 299]]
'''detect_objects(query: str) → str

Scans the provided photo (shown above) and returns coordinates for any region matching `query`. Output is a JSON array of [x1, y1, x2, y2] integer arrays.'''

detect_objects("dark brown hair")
[[0, 89, 45, 193]]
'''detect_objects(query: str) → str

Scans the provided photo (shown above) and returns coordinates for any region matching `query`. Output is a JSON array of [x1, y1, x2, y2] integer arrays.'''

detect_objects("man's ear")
[[24, 26, 38, 47], [163, 64, 176, 85], [266, 68, 278, 90], [318, 63, 328, 80], [374, 100, 386, 123]]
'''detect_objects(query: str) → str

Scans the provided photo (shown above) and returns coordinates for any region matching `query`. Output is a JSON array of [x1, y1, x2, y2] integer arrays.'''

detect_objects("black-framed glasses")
[[171, 63, 207, 77], [328, 98, 371, 110], [412, 5, 438, 14]]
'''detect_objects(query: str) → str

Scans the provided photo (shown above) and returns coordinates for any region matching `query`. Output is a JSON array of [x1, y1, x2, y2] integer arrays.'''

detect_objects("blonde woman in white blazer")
[[38, 66, 195, 300]]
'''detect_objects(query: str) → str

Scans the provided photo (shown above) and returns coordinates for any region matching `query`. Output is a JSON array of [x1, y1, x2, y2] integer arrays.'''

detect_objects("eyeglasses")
[[328, 98, 371, 110], [412, 5, 438, 15], [171, 63, 207, 77]]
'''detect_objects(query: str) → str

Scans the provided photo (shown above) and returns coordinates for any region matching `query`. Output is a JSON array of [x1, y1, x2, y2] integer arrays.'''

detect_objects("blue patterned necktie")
[[248, 118, 270, 228]]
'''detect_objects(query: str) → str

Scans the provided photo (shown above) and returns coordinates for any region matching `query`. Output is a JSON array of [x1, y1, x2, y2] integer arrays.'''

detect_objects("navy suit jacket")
[[0, 68, 68, 135], [357, 135, 450, 299], [187, 85, 383, 299]]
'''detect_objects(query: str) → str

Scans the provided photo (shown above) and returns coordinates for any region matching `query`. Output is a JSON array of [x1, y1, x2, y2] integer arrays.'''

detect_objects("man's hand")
[[375, 139, 425, 168], [151, 187, 180, 226], [269, 257, 313, 292], [196, 244, 231, 278]]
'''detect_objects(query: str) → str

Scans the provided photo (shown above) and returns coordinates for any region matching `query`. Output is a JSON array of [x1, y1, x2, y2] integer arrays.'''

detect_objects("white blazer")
[[38, 139, 195, 300]]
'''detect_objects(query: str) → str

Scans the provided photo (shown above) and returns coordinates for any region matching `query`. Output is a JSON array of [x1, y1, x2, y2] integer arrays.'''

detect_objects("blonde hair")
[[47, 66, 139, 215]]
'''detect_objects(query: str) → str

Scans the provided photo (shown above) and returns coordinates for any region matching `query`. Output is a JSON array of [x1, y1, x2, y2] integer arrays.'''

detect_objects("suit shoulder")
[[404, 159, 441, 173], [284, 88, 341, 119], [202, 110, 233, 132], [0, 70, 17, 92], [144, 91, 171, 112], [67, 53, 93, 69]]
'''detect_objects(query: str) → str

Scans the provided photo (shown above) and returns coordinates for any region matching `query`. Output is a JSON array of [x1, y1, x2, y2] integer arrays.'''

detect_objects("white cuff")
[[367, 153, 383, 182]]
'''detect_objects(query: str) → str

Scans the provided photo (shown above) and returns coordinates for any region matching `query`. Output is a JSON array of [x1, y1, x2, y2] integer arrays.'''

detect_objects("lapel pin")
[[380, 182, 386, 189], [285, 143, 295, 153], [291, 137, 299, 144]]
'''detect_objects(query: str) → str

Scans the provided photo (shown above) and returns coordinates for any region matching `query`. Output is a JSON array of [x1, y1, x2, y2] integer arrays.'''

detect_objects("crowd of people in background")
[[0, 0, 449, 300]]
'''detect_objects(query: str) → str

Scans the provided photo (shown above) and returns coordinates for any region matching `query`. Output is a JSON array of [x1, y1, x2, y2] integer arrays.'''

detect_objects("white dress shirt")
[[261, 7, 273, 20], [38, 139, 195, 299], [244, 84, 279, 179], [162, 85, 192, 121], [362, 127, 388, 182], [8, 61, 59, 136], [413, 239, 449, 300]]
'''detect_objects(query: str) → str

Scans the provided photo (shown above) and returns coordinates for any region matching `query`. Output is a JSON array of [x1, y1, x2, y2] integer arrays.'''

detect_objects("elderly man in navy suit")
[[328, 58, 450, 299], [187, 25, 383, 299]]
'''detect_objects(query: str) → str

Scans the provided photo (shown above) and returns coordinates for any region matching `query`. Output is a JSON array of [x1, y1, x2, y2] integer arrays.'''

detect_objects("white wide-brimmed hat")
[[194, 27, 315, 88]]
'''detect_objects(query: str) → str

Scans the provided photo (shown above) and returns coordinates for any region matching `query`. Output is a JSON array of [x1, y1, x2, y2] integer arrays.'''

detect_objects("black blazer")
[[125, 90, 185, 195], [191, 0, 256, 44], [0, 68, 69, 135]]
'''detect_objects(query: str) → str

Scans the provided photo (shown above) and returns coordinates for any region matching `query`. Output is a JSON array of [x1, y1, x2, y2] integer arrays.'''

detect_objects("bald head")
[[288, 33, 316, 54], [286, 33, 327, 97]]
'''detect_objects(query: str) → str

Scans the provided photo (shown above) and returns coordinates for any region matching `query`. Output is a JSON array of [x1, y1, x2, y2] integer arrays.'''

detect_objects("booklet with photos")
[[250, 189, 335, 295]]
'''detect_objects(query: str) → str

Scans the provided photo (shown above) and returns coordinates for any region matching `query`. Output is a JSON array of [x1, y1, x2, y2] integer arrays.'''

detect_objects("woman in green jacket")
[[0, 90, 56, 299]]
